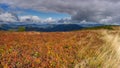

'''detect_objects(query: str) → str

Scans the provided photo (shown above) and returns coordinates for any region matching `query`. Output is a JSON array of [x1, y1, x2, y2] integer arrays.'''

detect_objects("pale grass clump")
[[75, 30, 120, 68]]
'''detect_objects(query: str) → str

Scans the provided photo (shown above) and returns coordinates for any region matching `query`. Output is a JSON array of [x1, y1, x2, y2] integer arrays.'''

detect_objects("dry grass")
[[0, 29, 120, 68], [75, 30, 120, 68]]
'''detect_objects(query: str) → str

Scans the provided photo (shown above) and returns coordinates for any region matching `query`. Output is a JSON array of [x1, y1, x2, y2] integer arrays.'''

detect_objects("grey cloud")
[[0, 7, 4, 13], [0, 0, 120, 24]]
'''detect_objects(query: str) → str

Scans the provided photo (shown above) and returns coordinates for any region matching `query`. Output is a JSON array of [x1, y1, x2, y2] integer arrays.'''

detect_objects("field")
[[0, 26, 120, 68]]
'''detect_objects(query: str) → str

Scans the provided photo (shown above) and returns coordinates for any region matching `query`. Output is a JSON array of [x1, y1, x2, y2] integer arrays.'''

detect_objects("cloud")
[[0, 0, 120, 24], [0, 7, 4, 14], [19, 15, 41, 23], [0, 12, 18, 22], [58, 17, 72, 24], [0, 9, 56, 23], [44, 17, 56, 23], [20, 16, 57, 23]]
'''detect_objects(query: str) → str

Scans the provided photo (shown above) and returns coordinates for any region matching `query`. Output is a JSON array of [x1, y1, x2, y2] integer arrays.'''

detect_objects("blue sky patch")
[[0, 3, 70, 19]]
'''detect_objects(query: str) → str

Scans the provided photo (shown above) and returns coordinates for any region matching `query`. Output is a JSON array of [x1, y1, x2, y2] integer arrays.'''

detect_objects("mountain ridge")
[[0, 23, 104, 32]]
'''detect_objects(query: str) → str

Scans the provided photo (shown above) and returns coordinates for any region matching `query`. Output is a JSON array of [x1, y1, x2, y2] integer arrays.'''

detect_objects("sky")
[[0, 0, 120, 24], [0, 3, 70, 19]]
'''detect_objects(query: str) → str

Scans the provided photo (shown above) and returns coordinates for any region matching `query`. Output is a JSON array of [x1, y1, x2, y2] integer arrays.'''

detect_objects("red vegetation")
[[0, 30, 104, 68]]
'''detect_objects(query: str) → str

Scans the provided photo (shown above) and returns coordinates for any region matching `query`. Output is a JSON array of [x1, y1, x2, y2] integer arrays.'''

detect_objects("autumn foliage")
[[0, 30, 105, 68]]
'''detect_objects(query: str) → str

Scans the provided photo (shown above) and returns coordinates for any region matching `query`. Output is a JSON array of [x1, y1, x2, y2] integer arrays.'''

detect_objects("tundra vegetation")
[[0, 26, 120, 68]]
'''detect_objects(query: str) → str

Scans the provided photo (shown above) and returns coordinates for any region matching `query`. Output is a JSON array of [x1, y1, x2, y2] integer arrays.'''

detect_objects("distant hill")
[[25, 24, 84, 32], [0, 23, 105, 32]]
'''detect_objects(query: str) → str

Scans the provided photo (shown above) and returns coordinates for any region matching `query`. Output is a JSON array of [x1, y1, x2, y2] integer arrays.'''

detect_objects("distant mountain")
[[0, 23, 105, 32], [0, 24, 83, 32], [25, 24, 84, 32], [77, 23, 104, 27]]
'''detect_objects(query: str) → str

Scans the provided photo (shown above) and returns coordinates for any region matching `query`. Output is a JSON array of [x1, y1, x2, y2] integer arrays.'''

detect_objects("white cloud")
[[19, 16, 57, 23], [19, 15, 41, 23], [100, 16, 113, 23], [0, 11, 57, 23], [44, 17, 56, 23], [0, 12, 18, 22]]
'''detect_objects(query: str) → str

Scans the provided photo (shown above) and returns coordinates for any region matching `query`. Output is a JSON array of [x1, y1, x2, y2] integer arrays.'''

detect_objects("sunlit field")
[[0, 27, 120, 68]]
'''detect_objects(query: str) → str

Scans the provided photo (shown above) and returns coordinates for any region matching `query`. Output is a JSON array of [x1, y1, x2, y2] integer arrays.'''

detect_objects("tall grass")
[[75, 30, 120, 68]]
